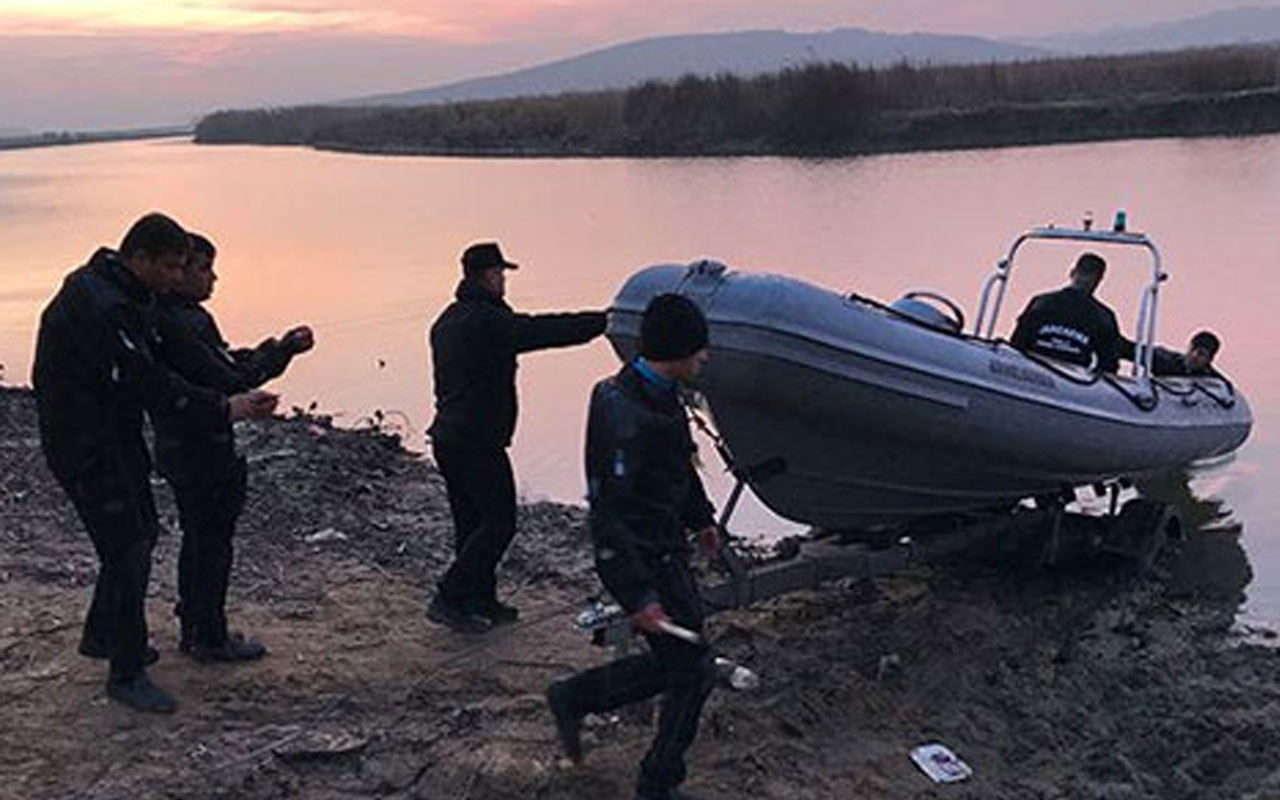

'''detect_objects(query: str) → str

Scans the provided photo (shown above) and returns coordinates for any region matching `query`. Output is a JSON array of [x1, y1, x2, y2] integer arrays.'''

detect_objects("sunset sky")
[[0, 0, 1267, 131]]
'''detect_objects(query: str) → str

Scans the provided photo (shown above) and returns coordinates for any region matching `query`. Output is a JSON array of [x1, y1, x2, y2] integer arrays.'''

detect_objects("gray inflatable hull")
[[609, 262, 1253, 529]]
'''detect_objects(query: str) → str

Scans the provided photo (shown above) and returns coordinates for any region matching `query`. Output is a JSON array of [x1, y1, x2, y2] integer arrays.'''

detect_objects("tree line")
[[195, 44, 1280, 157]]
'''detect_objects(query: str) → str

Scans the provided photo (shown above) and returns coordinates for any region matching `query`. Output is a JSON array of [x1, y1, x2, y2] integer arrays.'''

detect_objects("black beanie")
[[641, 293, 708, 361]]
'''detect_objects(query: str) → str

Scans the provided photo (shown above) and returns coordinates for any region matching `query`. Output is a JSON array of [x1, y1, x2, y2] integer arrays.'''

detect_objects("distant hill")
[[1028, 4, 1280, 53], [347, 28, 1049, 107]]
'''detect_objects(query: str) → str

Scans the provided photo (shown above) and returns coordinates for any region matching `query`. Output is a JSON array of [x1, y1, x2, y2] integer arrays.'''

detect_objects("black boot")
[[427, 595, 493, 634], [187, 631, 266, 664], [471, 598, 519, 625], [546, 680, 583, 763], [106, 671, 177, 713]]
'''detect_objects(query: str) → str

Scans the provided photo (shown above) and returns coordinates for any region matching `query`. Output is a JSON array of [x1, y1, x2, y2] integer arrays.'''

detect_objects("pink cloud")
[[213, 0, 1271, 40], [1, 0, 1265, 40]]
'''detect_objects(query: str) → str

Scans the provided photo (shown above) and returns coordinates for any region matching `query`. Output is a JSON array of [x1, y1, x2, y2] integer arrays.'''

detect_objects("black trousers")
[[173, 457, 248, 647], [556, 555, 717, 795], [433, 442, 516, 609], [63, 451, 159, 677]]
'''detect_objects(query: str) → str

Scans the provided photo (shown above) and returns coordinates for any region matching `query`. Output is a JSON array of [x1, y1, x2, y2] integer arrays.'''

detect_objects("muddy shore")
[[2, 385, 1278, 800]]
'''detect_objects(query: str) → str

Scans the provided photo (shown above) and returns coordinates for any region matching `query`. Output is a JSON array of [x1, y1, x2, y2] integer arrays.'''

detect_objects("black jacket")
[[427, 279, 606, 449], [585, 361, 716, 612], [1010, 286, 1125, 372], [1149, 347, 1219, 378], [32, 248, 227, 482], [156, 298, 292, 395], [152, 298, 294, 483]]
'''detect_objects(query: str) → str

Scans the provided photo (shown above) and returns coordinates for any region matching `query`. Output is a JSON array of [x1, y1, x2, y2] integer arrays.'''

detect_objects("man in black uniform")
[[1011, 252, 1128, 372], [427, 242, 606, 633], [1152, 330, 1222, 377], [32, 213, 277, 712], [546, 293, 720, 800], [153, 232, 314, 662]]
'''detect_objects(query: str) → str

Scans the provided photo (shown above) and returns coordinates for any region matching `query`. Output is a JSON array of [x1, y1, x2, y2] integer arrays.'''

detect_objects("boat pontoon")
[[607, 220, 1252, 530]]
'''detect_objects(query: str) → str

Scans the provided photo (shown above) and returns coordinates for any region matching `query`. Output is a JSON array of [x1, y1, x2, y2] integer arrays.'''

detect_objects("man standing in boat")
[[546, 293, 720, 800], [1011, 252, 1128, 372], [426, 242, 606, 633]]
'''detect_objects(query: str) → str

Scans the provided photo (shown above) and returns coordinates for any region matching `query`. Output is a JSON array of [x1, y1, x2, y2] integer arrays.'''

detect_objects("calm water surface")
[[1, 137, 1276, 619]]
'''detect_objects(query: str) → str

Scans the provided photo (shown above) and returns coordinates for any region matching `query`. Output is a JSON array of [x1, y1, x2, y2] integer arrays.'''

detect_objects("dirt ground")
[[3, 385, 1280, 800]]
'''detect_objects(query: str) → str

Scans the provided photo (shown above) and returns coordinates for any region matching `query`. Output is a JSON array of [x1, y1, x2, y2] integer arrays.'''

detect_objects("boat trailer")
[[578, 457, 1180, 647]]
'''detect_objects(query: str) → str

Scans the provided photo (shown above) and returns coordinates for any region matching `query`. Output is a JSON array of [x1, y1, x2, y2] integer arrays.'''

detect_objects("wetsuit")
[[553, 359, 718, 798]]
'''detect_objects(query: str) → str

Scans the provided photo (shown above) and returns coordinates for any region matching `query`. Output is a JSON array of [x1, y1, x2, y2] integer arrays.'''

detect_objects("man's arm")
[[60, 283, 276, 428], [1116, 335, 1137, 364], [681, 453, 716, 533], [225, 324, 312, 388], [586, 384, 660, 614], [1150, 346, 1188, 376], [157, 308, 258, 395], [593, 515, 661, 615], [1009, 296, 1043, 351], [1097, 308, 1123, 373], [511, 311, 606, 354], [227, 338, 292, 387], [73, 290, 229, 429]]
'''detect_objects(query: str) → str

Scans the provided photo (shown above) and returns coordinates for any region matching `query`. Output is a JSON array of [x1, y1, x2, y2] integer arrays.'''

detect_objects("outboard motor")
[[888, 291, 965, 334]]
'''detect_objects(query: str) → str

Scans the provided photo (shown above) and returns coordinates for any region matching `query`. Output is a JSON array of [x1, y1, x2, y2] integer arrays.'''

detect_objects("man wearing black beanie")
[[547, 292, 719, 800], [427, 242, 606, 633], [639, 293, 710, 362]]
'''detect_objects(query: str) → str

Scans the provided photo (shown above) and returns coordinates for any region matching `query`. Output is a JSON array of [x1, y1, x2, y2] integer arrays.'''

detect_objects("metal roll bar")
[[972, 220, 1166, 386]]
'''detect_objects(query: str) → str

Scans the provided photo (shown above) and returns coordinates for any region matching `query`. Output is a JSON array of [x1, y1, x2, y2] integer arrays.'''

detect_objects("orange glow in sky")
[[2, 0, 1261, 41], [0, 0, 592, 38], [0, 0, 360, 32]]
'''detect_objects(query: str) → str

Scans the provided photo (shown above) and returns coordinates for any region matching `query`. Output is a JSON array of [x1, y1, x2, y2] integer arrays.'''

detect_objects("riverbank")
[[2, 385, 1279, 799], [208, 86, 1280, 161], [0, 127, 191, 153], [195, 44, 1280, 158]]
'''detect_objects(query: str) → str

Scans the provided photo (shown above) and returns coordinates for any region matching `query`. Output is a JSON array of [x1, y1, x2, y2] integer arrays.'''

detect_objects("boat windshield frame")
[[973, 226, 1165, 383]]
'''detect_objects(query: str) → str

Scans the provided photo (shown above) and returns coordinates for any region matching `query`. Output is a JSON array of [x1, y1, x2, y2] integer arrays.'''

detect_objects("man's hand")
[[695, 525, 720, 560], [281, 325, 315, 355], [228, 390, 279, 421], [630, 602, 669, 634]]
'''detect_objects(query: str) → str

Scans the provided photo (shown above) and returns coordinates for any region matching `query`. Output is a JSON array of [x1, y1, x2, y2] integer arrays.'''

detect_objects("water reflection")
[[1134, 469, 1251, 609], [0, 135, 1275, 615]]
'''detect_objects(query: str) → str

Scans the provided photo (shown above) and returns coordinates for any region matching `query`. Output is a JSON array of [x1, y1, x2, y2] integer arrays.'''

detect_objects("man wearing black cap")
[[427, 241, 606, 632], [546, 293, 719, 800]]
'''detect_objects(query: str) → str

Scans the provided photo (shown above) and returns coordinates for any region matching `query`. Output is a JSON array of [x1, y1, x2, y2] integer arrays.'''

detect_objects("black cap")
[[462, 242, 518, 274], [641, 293, 709, 362]]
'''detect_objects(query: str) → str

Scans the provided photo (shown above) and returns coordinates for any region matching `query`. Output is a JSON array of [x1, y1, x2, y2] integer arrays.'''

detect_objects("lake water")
[[1, 136, 1277, 620]]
